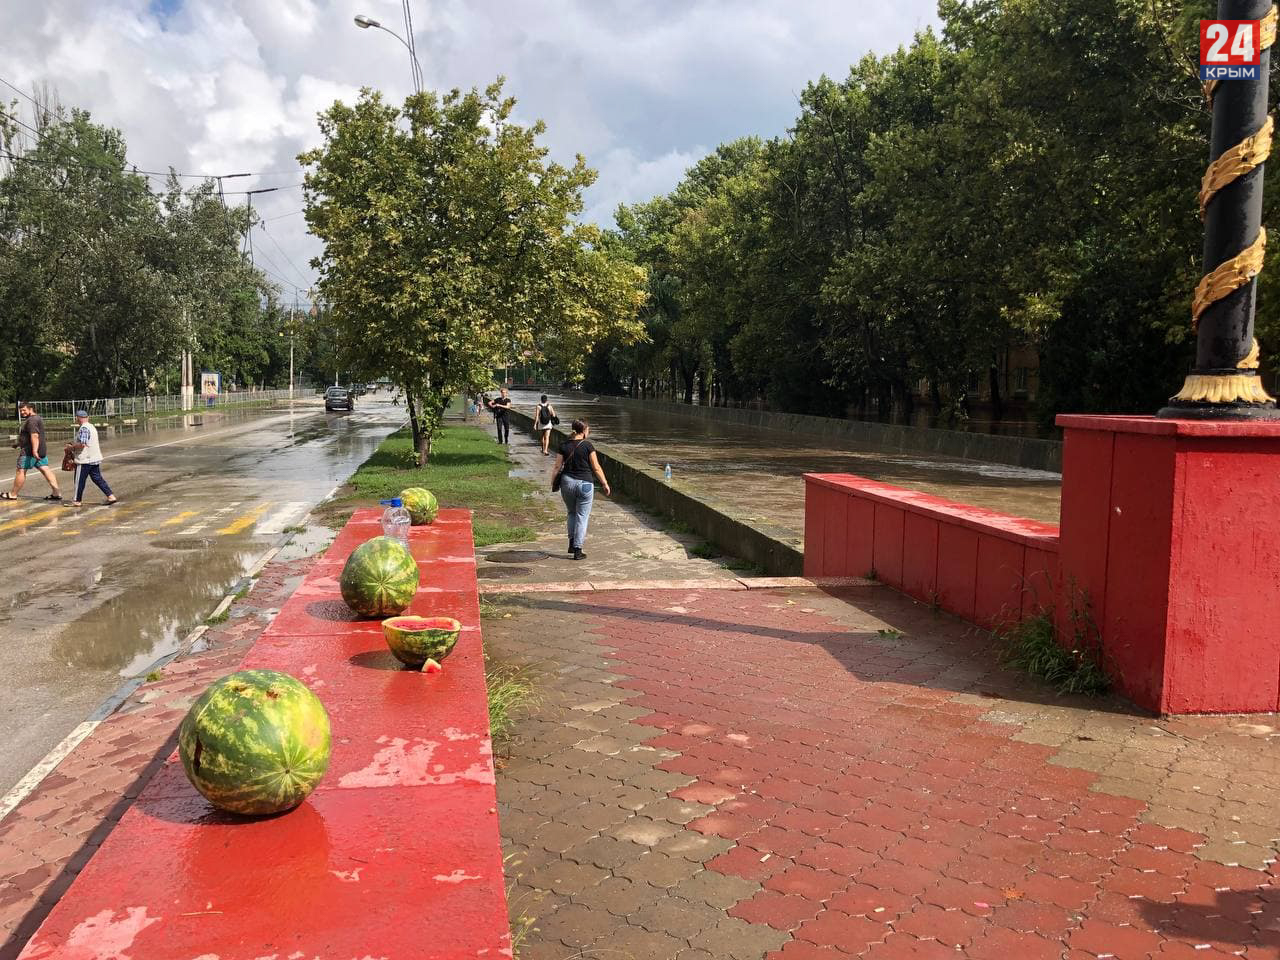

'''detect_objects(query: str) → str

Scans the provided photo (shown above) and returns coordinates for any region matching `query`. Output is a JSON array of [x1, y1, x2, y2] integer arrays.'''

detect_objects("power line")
[[257, 222, 312, 287]]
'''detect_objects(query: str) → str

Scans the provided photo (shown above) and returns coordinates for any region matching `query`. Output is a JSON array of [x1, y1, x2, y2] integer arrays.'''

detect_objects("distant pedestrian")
[[3, 402, 61, 502], [70, 409, 117, 507], [534, 394, 558, 455], [551, 419, 610, 560], [489, 387, 512, 444]]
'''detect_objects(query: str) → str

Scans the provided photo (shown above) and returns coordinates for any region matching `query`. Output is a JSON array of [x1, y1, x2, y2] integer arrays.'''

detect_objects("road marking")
[[256, 501, 308, 535], [61, 529, 81, 536], [182, 501, 241, 535], [161, 510, 198, 527], [217, 502, 272, 535], [87, 501, 150, 526], [0, 507, 63, 533], [0, 402, 324, 487]]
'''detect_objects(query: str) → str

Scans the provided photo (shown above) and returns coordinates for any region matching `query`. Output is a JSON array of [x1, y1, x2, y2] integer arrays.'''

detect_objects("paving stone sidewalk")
[[0, 551, 316, 960], [485, 580, 1280, 959]]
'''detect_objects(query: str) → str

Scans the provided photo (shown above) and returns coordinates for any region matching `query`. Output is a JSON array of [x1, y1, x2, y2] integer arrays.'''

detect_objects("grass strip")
[[325, 422, 553, 547]]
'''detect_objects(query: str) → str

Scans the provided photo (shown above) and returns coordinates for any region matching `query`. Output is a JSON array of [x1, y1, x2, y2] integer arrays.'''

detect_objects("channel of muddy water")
[[502, 389, 1062, 536]]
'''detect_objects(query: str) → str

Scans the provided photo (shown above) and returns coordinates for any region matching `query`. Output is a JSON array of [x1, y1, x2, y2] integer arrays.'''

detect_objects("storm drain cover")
[[477, 566, 533, 579], [485, 550, 548, 563]]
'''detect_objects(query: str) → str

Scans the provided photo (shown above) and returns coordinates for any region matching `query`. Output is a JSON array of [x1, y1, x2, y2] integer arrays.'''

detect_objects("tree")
[[300, 80, 645, 464]]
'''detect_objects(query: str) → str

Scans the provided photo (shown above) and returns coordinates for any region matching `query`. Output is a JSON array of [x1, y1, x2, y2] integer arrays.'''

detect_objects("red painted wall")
[[1057, 416, 1280, 714], [803, 474, 1060, 630]]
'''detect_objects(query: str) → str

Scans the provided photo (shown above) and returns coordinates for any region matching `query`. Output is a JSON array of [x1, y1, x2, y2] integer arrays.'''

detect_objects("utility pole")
[[289, 297, 297, 400], [180, 305, 193, 411]]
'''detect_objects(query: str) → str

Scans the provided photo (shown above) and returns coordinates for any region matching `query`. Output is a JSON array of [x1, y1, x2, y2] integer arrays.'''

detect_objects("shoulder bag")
[[551, 440, 582, 493]]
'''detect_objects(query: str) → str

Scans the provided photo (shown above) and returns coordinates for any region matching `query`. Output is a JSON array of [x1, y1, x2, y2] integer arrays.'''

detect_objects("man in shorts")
[[4, 401, 62, 501]]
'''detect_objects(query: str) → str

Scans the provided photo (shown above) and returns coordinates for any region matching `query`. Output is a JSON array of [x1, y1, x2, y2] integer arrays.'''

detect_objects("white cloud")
[[0, 0, 940, 295]]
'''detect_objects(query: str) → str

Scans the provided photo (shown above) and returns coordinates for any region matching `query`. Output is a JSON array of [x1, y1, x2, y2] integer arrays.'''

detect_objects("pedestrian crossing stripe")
[[182, 501, 241, 535], [0, 507, 63, 533], [256, 501, 308, 535], [161, 510, 198, 526], [217, 503, 272, 535]]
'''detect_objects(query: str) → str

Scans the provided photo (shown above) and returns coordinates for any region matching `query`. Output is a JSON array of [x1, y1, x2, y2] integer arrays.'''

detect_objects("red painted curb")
[[18, 509, 512, 959]]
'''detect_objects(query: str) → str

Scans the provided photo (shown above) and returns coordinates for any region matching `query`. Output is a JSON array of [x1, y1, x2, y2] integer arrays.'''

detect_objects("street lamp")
[[353, 14, 423, 94]]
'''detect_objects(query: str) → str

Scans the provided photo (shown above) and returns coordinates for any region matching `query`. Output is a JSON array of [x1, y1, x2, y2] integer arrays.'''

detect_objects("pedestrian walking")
[[3, 401, 61, 501], [489, 387, 512, 444], [534, 394, 558, 455], [70, 409, 117, 507], [551, 419, 610, 560]]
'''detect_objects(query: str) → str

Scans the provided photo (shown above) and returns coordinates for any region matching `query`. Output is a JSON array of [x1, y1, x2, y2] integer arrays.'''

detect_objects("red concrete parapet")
[[1057, 414, 1280, 714], [803, 474, 1059, 628], [17, 508, 513, 959]]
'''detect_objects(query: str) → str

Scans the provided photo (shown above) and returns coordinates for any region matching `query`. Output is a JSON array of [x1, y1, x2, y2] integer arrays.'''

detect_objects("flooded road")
[[0, 396, 404, 795], [503, 390, 1062, 544]]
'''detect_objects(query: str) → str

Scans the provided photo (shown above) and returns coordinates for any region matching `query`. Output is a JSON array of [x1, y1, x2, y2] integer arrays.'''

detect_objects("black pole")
[[1160, 0, 1280, 419]]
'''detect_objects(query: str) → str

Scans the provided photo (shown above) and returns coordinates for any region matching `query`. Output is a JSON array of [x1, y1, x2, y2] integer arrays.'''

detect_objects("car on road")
[[325, 386, 356, 411]]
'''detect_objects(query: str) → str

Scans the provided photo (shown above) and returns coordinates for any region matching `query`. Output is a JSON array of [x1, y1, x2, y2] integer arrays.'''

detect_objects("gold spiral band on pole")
[[1191, 226, 1267, 331], [1198, 115, 1273, 218]]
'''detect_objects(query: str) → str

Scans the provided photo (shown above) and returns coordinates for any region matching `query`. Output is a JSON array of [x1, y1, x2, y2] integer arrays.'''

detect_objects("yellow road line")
[[161, 510, 197, 527], [0, 507, 64, 533], [61, 529, 81, 537], [217, 503, 272, 535], [87, 501, 150, 526]]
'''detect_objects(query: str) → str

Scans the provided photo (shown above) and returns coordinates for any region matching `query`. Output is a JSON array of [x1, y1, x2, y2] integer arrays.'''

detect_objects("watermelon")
[[381, 615, 461, 668], [400, 487, 439, 526], [339, 536, 419, 616], [178, 669, 330, 816]]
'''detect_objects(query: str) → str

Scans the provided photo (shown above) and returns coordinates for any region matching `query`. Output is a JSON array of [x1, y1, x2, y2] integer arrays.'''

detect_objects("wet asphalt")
[[504, 389, 1063, 546], [0, 396, 405, 796]]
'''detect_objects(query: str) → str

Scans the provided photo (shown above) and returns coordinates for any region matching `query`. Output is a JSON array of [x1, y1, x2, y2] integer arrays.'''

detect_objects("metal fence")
[[14, 387, 316, 423]]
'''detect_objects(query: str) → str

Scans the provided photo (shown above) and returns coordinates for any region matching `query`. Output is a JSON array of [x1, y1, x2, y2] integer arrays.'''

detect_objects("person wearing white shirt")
[[70, 409, 117, 507]]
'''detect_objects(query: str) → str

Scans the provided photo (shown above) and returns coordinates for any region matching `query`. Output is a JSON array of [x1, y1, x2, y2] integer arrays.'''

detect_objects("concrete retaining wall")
[[562, 392, 1062, 473], [509, 410, 804, 576]]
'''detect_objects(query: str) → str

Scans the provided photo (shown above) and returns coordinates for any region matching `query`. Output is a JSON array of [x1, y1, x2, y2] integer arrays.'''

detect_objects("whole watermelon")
[[179, 669, 330, 816], [339, 536, 419, 616], [400, 487, 439, 526], [382, 615, 461, 667]]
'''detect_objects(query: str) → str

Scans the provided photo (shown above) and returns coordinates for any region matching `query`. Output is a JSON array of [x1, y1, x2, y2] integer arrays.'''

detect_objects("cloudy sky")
[[0, 0, 939, 300]]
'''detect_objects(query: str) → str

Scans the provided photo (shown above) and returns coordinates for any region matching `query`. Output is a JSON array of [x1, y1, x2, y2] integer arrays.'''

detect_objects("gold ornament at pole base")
[[1170, 373, 1275, 405]]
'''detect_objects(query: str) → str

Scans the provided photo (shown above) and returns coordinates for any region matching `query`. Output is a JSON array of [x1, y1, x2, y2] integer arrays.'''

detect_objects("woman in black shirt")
[[552, 419, 611, 560]]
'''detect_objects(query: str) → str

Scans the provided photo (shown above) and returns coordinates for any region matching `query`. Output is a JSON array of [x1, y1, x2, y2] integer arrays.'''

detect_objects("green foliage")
[[604, 0, 1256, 420], [485, 659, 533, 745], [204, 610, 229, 626], [0, 100, 299, 400], [300, 80, 646, 464], [689, 541, 720, 559], [999, 608, 1110, 697]]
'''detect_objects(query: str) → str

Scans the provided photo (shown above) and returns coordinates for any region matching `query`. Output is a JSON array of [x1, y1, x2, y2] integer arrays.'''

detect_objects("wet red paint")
[[1057, 415, 1280, 713], [804, 475, 1059, 629], [18, 508, 512, 959]]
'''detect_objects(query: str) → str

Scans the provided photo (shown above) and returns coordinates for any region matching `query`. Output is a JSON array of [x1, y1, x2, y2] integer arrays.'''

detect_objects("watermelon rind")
[[382, 615, 461, 667], [339, 536, 420, 616], [178, 669, 331, 816], [400, 487, 439, 526]]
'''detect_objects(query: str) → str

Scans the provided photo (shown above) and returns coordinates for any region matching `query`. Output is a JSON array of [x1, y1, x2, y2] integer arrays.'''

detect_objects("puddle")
[[484, 550, 549, 563], [151, 537, 215, 551], [508, 468, 535, 479]]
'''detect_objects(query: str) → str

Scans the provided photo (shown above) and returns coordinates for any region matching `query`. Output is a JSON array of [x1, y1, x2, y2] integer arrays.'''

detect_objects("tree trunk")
[[929, 375, 943, 413], [405, 391, 424, 466], [988, 360, 1005, 419]]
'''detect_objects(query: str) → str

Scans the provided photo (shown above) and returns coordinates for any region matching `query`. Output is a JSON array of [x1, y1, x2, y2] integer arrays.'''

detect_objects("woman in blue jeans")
[[552, 419, 611, 560]]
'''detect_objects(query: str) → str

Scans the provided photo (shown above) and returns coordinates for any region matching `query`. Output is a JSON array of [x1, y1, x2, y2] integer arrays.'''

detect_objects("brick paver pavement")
[[486, 581, 1280, 959], [0, 555, 314, 960]]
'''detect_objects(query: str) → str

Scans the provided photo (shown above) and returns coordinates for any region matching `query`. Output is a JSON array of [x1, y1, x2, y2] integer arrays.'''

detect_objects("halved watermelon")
[[382, 615, 461, 668]]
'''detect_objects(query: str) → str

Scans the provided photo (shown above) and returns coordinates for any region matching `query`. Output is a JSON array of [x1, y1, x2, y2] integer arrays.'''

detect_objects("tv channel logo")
[[1200, 19, 1261, 82]]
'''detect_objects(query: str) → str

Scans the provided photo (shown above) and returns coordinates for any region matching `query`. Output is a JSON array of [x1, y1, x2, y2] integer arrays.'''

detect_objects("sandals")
[[0, 492, 14, 501], [44, 494, 63, 501]]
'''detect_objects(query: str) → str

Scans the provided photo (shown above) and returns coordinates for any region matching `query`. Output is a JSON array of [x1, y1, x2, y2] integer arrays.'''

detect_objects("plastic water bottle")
[[379, 498, 411, 546], [664, 464, 672, 482]]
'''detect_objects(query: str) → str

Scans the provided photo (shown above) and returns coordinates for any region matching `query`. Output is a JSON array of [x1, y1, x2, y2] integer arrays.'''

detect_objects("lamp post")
[[353, 14, 423, 94], [1160, 0, 1280, 419]]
